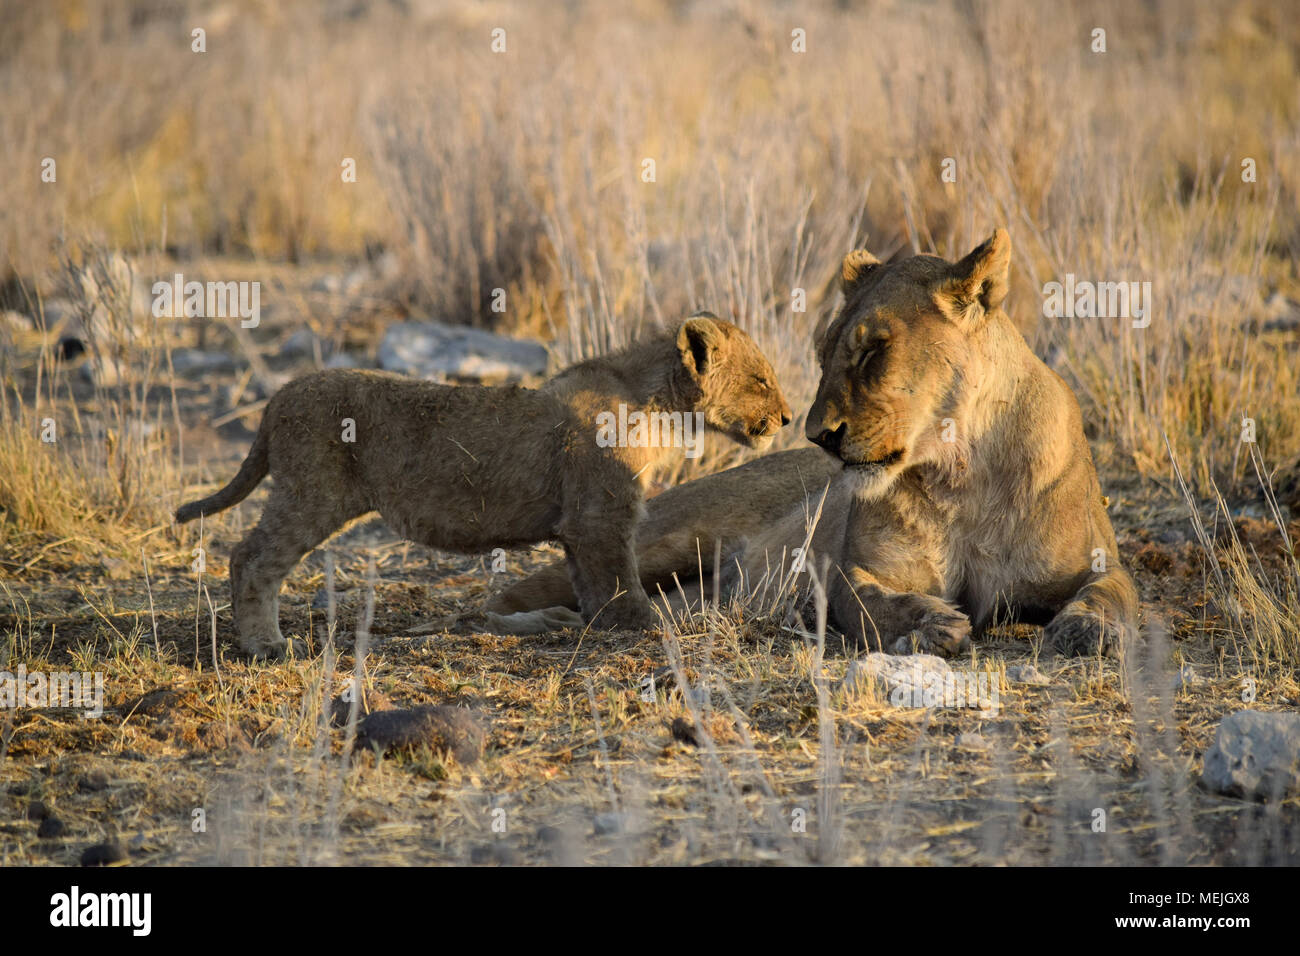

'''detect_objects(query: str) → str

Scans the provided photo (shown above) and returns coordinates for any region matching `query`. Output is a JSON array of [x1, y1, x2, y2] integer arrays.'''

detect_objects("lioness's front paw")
[[1044, 606, 1128, 657], [886, 600, 971, 657], [596, 600, 660, 631]]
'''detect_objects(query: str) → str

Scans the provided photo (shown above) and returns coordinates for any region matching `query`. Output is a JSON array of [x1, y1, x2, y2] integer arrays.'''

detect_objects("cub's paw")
[[1044, 605, 1128, 657], [240, 633, 308, 662], [888, 601, 972, 658]]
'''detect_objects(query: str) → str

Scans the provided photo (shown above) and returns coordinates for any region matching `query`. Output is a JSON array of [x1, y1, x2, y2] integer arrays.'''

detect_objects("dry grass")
[[0, 0, 1297, 865]]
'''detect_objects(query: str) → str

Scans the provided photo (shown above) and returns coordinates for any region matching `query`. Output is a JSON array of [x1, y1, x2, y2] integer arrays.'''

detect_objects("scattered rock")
[[279, 328, 322, 358], [80, 840, 127, 866], [170, 348, 237, 377], [957, 732, 988, 750], [593, 811, 626, 836], [1006, 663, 1051, 685], [1175, 664, 1201, 691], [838, 653, 952, 703], [670, 717, 700, 747], [378, 321, 548, 384], [124, 688, 181, 718], [1201, 710, 1300, 800], [37, 817, 66, 839], [355, 705, 485, 764]]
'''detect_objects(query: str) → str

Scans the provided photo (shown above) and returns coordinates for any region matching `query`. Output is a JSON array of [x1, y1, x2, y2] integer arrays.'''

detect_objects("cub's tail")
[[175, 425, 270, 524]]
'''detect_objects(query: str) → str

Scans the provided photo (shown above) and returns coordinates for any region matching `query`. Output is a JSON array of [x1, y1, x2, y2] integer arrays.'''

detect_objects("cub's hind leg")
[[229, 488, 363, 659]]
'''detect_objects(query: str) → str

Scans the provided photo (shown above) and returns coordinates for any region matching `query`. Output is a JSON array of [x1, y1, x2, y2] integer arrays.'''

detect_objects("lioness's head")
[[806, 229, 1013, 496], [675, 312, 792, 450]]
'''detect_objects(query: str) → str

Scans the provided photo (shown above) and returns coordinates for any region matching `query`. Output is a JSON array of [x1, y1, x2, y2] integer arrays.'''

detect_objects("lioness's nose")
[[810, 423, 846, 454]]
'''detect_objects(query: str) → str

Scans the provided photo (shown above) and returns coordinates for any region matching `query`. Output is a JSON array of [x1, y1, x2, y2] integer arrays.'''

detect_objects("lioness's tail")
[[175, 426, 270, 524]]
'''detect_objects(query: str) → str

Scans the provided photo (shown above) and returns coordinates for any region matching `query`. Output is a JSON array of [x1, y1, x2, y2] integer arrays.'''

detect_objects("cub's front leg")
[[558, 477, 657, 631]]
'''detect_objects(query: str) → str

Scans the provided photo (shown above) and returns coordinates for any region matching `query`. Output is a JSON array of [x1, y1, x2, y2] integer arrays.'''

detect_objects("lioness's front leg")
[[829, 565, 972, 656], [1043, 565, 1138, 657]]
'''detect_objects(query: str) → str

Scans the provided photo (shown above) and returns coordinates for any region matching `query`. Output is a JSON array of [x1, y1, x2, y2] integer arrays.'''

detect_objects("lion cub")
[[175, 313, 791, 658]]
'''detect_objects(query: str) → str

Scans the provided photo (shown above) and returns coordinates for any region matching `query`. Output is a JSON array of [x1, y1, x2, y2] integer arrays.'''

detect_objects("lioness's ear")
[[941, 228, 1011, 319], [840, 249, 882, 295], [678, 313, 722, 377]]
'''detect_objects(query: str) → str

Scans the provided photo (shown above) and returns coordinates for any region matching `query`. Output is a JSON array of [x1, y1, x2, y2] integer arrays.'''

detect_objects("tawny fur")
[[176, 313, 791, 659], [491, 231, 1139, 657]]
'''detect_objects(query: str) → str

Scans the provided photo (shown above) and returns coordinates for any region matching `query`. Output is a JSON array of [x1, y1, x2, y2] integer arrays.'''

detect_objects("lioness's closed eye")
[[174, 313, 791, 659]]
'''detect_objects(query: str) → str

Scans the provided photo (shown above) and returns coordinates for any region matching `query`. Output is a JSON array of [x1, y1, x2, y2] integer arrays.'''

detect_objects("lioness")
[[490, 231, 1139, 656], [175, 313, 791, 658]]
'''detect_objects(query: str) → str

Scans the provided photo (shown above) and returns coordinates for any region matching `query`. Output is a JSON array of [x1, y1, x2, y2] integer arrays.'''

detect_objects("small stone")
[[1201, 710, 1300, 801], [593, 812, 625, 836], [1175, 664, 1200, 691], [279, 328, 326, 359], [125, 688, 181, 718], [80, 840, 127, 866], [670, 717, 700, 747], [355, 705, 484, 764], [1006, 664, 1050, 685], [957, 732, 988, 750], [37, 817, 66, 839]]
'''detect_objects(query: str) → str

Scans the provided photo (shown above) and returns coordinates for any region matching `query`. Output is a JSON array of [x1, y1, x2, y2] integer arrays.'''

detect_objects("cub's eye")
[[754, 377, 771, 391]]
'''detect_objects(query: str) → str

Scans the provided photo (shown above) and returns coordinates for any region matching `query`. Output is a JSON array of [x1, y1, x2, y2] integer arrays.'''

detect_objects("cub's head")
[[805, 229, 1012, 496], [675, 312, 792, 450]]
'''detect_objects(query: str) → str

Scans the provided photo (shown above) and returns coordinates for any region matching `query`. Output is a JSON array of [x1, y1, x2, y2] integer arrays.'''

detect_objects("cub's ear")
[[677, 313, 722, 377], [940, 228, 1011, 321], [840, 249, 882, 295]]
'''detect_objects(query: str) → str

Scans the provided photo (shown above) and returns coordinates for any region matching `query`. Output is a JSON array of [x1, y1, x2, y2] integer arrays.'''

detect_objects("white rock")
[[1201, 710, 1300, 800], [1006, 663, 1051, 685], [378, 321, 548, 383], [1175, 664, 1200, 691]]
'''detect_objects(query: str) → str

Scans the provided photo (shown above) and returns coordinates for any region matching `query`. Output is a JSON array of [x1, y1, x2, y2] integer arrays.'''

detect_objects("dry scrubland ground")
[[1, 0, 1299, 864]]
